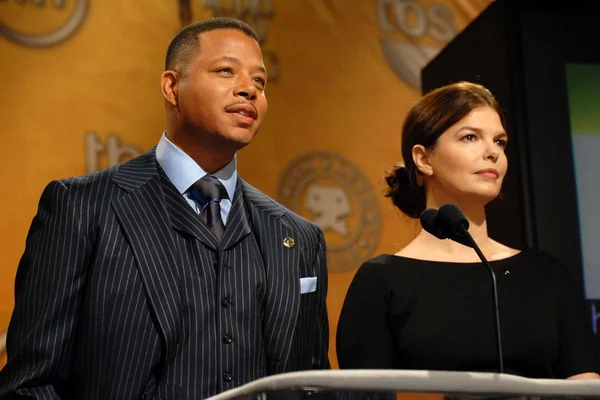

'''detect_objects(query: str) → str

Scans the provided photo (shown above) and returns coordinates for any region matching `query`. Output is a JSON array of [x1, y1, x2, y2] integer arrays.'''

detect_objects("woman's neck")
[[400, 194, 501, 262], [426, 194, 490, 246]]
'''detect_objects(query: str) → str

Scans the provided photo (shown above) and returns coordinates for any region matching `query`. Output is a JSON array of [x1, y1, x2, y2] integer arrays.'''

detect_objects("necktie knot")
[[189, 175, 227, 205]]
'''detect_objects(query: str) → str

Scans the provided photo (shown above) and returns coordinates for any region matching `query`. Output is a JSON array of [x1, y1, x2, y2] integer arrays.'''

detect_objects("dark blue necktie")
[[188, 175, 227, 239]]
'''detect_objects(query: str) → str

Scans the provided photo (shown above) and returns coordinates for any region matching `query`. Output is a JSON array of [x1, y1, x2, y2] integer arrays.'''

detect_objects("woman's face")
[[419, 106, 508, 204]]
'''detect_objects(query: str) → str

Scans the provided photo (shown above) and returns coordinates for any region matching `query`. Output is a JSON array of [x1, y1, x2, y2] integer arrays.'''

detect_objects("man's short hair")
[[165, 17, 260, 72]]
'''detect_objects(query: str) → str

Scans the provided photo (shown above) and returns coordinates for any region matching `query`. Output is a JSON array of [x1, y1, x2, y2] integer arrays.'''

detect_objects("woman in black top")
[[336, 81, 600, 379]]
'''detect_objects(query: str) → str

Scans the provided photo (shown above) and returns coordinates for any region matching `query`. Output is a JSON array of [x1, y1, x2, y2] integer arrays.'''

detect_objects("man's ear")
[[412, 144, 433, 177], [160, 70, 179, 107]]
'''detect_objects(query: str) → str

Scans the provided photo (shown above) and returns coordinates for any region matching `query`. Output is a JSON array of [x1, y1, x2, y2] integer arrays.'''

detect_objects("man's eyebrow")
[[215, 56, 267, 74]]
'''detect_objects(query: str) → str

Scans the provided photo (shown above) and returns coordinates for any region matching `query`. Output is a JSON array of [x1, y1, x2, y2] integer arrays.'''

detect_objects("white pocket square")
[[299, 277, 317, 294]]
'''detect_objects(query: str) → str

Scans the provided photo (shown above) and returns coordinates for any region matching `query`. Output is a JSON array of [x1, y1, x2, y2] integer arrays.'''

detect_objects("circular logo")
[[1, 0, 88, 47], [376, 0, 456, 89], [277, 152, 382, 272]]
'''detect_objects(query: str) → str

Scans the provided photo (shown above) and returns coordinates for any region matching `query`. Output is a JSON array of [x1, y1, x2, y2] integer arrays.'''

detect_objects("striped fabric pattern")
[[0, 149, 330, 400]]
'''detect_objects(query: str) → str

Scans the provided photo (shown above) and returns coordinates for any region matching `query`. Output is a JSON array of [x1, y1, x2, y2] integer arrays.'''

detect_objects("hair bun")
[[384, 164, 426, 219]]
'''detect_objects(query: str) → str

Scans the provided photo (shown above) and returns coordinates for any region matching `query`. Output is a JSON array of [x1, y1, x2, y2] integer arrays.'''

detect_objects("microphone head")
[[420, 208, 448, 240], [438, 203, 470, 234]]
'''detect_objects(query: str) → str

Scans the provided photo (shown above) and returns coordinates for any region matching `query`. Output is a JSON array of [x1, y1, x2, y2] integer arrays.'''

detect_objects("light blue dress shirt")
[[155, 132, 237, 224]]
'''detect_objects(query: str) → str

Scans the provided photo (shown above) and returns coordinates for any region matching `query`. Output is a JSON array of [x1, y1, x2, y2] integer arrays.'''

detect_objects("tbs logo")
[[377, 0, 456, 89]]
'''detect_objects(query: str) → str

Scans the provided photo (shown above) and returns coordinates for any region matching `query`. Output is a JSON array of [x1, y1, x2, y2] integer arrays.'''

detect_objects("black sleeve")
[[553, 258, 600, 377], [0, 180, 90, 399], [336, 261, 395, 369]]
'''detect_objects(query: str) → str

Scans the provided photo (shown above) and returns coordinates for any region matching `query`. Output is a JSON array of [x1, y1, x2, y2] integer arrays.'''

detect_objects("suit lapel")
[[110, 149, 183, 369], [242, 180, 301, 372], [157, 166, 219, 250], [219, 179, 252, 251], [158, 166, 252, 251]]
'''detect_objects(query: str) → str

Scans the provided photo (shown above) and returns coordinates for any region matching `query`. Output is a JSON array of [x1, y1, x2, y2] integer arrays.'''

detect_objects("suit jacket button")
[[223, 372, 232, 382], [221, 297, 231, 308], [223, 334, 232, 344]]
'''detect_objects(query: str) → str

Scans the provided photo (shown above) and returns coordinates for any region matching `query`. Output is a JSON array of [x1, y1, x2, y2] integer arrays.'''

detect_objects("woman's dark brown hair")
[[385, 81, 505, 218]]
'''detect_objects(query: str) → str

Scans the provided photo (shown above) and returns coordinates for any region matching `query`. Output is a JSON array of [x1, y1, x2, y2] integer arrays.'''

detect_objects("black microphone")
[[420, 207, 472, 248], [422, 204, 504, 374], [419, 208, 447, 240]]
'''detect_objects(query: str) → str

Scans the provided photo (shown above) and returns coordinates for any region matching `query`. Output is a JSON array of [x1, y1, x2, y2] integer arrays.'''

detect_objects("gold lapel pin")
[[283, 237, 295, 248]]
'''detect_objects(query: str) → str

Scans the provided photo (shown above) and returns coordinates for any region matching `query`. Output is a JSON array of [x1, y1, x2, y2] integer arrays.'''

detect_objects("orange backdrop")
[[0, 0, 491, 381]]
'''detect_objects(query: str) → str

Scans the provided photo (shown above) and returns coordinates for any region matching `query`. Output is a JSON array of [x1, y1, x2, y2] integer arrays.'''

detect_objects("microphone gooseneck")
[[422, 204, 504, 374]]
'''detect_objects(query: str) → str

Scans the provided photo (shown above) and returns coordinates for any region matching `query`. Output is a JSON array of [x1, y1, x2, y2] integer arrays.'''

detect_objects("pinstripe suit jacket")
[[0, 149, 330, 399]]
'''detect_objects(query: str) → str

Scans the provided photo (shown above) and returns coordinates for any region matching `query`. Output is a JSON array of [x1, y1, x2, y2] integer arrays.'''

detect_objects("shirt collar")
[[155, 132, 237, 201]]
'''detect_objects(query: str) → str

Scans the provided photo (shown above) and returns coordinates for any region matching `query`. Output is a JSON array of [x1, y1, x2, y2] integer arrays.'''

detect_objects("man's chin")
[[224, 129, 258, 149]]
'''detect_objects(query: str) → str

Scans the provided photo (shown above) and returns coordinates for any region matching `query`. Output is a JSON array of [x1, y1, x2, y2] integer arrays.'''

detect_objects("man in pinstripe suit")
[[0, 17, 330, 399]]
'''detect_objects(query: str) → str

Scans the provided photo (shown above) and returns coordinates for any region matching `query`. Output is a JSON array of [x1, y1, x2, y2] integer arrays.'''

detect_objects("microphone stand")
[[456, 226, 504, 374]]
